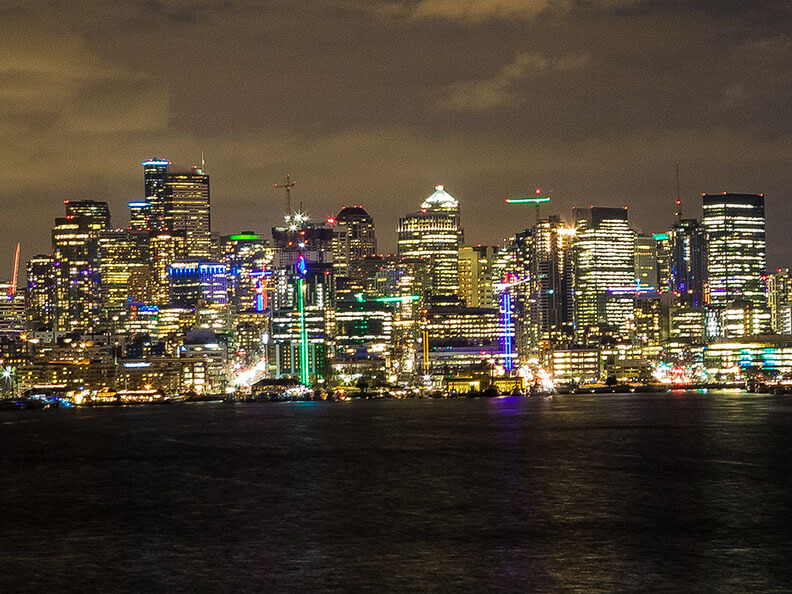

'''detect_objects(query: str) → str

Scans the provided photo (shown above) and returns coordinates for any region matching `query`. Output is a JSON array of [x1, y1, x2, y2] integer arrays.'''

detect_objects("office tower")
[[572, 206, 636, 342], [458, 245, 498, 308], [149, 232, 185, 305], [163, 166, 212, 258], [128, 201, 151, 231], [635, 234, 658, 291], [668, 218, 707, 306], [221, 233, 273, 312], [65, 200, 111, 231], [26, 254, 55, 330], [653, 232, 672, 293], [702, 193, 766, 308], [168, 261, 228, 308], [98, 230, 151, 308], [330, 205, 376, 275], [270, 215, 335, 382], [397, 185, 463, 300], [767, 269, 792, 334], [51, 215, 103, 333], [141, 158, 170, 231], [532, 216, 576, 347]]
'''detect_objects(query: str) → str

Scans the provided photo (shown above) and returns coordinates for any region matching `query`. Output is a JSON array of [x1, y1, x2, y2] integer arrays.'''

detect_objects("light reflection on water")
[[2, 391, 792, 592]]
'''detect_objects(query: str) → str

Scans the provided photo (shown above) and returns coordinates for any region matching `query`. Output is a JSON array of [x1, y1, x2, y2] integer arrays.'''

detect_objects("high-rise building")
[[668, 218, 707, 306], [141, 158, 171, 231], [572, 206, 636, 342], [98, 230, 151, 308], [330, 206, 376, 274], [767, 268, 792, 334], [168, 261, 228, 308], [702, 193, 766, 309], [398, 185, 463, 300], [635, 234, 658, 291], [65, 200, 111, 231], [163, 166, 212, 258], [221, 233, 273, 313], [149, 232, 185, 305], [26, 254, 55, 330], [458, 245, 499, 309]]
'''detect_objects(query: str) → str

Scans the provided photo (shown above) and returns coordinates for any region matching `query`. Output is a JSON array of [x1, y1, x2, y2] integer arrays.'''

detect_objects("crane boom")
[[9, 242, 20, 297]]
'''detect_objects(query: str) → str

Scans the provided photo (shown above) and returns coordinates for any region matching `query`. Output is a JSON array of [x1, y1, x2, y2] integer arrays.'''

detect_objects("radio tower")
[[274, 174, 296, 214], [674, 161, 682, 220], [9, 242, 20, 297]]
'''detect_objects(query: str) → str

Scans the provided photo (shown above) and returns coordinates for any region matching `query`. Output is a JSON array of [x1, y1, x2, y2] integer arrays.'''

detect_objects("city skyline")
[[2, 1, 792, 271]]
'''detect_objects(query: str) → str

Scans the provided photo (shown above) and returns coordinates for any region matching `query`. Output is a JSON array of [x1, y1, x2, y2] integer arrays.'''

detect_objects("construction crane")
[[505, 188, 551, 224], [8, 242, 20, 297], [274, 174, 296, 214]]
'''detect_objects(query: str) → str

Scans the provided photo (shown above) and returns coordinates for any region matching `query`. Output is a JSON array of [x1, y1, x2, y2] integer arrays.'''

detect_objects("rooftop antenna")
[[674, 160, 682, 220], [9, 242, 20, 297], [274, 174, 297, 214], [200, 151, 206, 173]]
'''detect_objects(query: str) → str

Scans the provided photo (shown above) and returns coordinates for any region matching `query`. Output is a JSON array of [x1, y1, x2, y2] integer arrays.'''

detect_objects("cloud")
[[0, 33, 170, 136], [371, 0, 640, 22], [436, 51, 590, 111]]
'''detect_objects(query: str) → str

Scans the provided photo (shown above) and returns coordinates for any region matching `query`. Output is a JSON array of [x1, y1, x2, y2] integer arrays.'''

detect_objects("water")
[[2, 391, 792, 592]]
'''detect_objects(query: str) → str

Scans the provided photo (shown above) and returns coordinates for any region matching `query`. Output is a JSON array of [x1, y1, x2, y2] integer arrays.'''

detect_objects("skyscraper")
[[163, 166, 212, 258], [702, 193, 766, 308], [397, 185, 463, 300], [141, 158, 170, 231], [330, 205, 376, 274], [668, 218, 707, 306], [572, 206, 636, 342]]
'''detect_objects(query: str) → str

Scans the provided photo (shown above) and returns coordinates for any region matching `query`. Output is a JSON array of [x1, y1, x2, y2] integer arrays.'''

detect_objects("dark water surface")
[[2, 391, 792, 592]]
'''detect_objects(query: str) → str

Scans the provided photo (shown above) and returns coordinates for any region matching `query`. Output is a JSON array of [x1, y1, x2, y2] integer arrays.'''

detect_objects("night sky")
[[2, 0, 792, 273]]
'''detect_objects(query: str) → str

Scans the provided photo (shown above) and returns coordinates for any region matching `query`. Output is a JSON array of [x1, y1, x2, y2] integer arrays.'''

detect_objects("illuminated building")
[[532, 216, 575, 349], [51, 213, 105, 333], [149, 232, 185, 305], [141, 158, 170, 231], [668, 219, 707, 306], [163, 166, 212, 258], [632, 294, 663, 356], [634, 234, 658, 291], [702, 193, 766, 309], [719, 300, 771, 339], [330, 205, 376, 276], [26, 254, 55, 330], [221, 233, 273, 312], [572, 207, 636, 343], [669, 307, 706, 340], [767, 269, 792, 334], [64, 200, 111, 231], [397, 185, 463, 299], [458, 245, 499, 308], [98, 230, 150, 307], [168, 261, 228, 307], [0, 292, 25, 332], [423, 305, 513, 373], [335, 298, 393, 356], [653, 232, 672, 293], [547, 348, 600, 384], [270, 216, 335, 383], [704, 335, 792, 380]]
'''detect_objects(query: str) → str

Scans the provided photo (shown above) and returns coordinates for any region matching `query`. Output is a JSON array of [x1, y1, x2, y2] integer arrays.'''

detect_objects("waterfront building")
[[397, 185, 463, 299], [572, 207, 636, 343], [719, 300, 772, 339], [767, 268, 792, 334], [704, 335, 792, 381], [669, 306, 707, 340], [547, 348, 601, 384], [702, 193, 766, 310]]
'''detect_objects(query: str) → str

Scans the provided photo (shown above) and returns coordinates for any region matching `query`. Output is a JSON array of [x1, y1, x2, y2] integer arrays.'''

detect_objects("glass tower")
[[702, 193, 766, 308]]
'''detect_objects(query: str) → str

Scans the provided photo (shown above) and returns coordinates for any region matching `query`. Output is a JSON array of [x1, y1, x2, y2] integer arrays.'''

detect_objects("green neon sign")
[[228, 234, 261, 241]]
